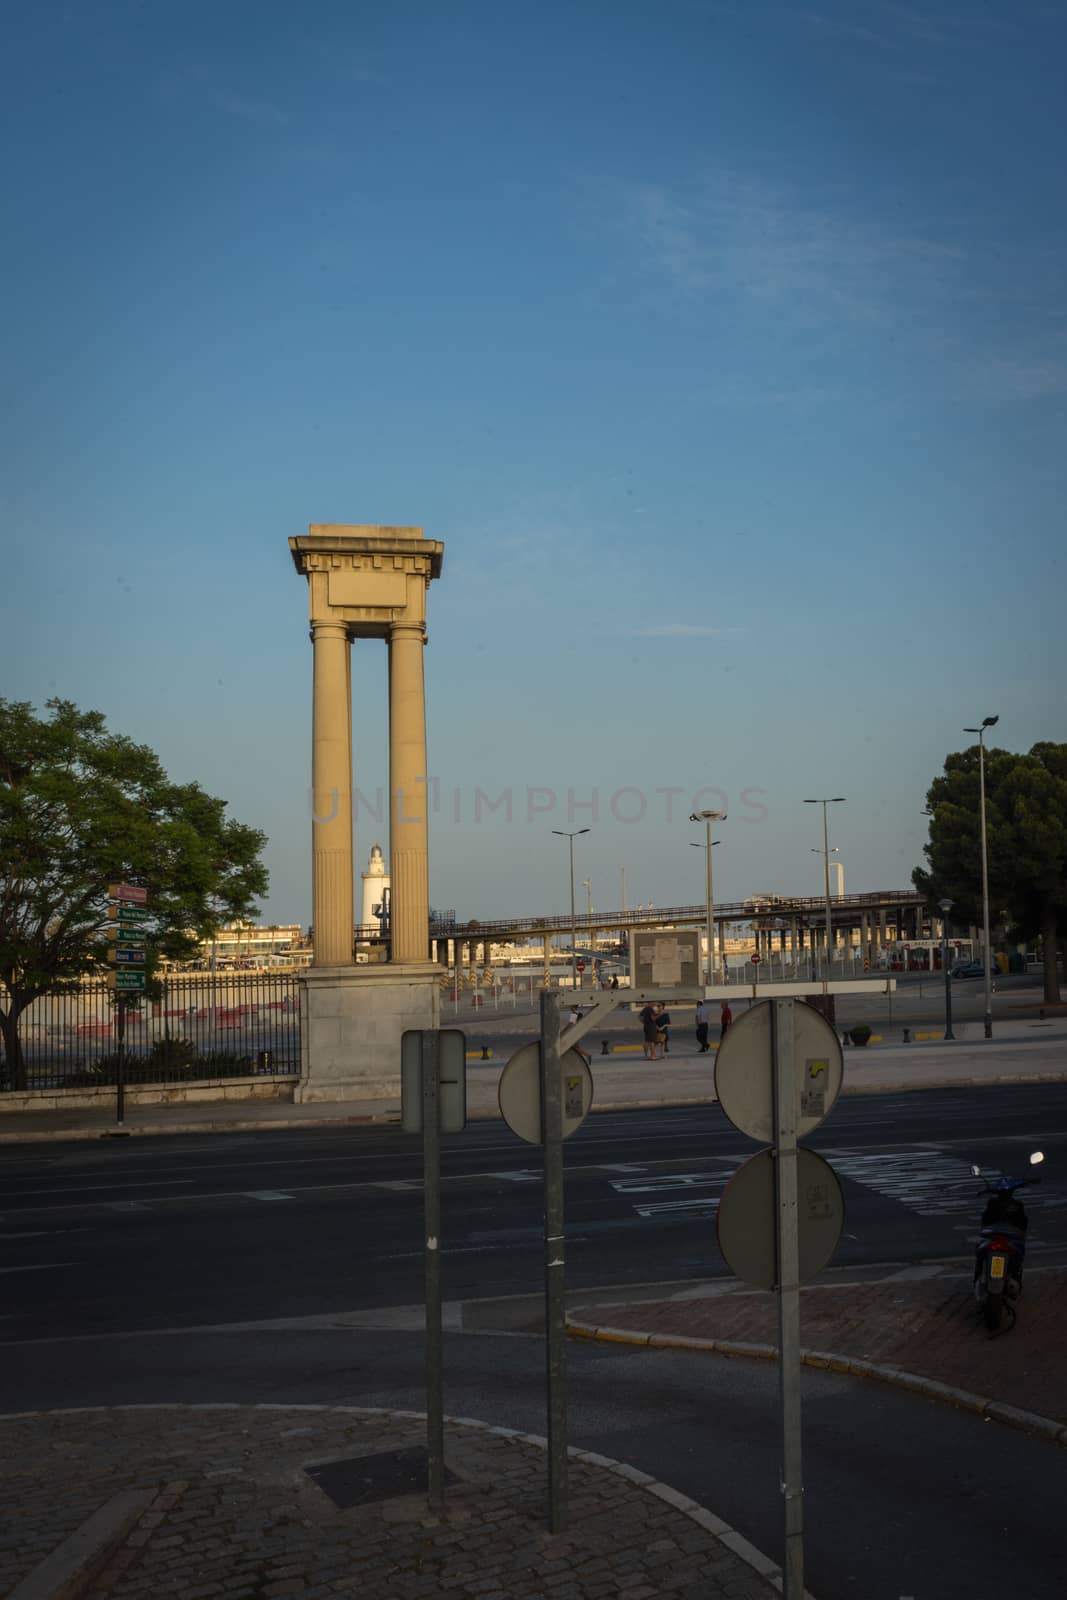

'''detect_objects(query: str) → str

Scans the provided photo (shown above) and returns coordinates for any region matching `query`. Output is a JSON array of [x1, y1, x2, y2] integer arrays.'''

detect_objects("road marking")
[[0, 1262, 76, 1274], [827, 1150, 1064, 1217], [612, 1173, 723, 1194], [0, 1229, 88, 1239], [244, 1191, 295, 1202], [634, 1196, 725, 1218], [0, 1178, 197, 1199]]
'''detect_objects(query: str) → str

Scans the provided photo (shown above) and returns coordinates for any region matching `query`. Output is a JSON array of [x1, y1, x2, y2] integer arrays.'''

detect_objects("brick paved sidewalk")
[[570, 1265, 1067, 1435], [0, 1405, 780, 1600]]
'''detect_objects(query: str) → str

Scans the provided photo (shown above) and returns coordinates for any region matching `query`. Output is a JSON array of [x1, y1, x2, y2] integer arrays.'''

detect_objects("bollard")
[[902, 1028, 911, 1044], [600, 1039, 612, 1055], [480, 1044, 492, 1060], [256, 1049, 272, 1073], [1040, 1008, 1046, 1021]]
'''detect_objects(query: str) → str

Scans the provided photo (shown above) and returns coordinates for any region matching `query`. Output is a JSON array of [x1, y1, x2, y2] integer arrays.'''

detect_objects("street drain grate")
[[305, 1447, 458, 1509]]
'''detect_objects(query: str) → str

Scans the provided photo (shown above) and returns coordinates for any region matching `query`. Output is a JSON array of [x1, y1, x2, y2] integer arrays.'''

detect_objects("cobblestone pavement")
[[570, 1264, 1067, 1433], [0, 1405, 780, 1600]]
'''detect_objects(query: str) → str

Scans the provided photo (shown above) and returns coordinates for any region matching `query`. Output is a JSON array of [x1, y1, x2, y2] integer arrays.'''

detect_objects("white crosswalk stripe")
[[825, 1151, 1062, 1217]]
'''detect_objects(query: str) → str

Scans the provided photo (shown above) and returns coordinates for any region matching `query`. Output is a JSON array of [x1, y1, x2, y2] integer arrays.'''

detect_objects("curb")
[[0, 1403, 801, 1600], [566, 1319, 1067, 1446], [0, 1112, 403, 1144], [3, 1070, 1067, 1142]]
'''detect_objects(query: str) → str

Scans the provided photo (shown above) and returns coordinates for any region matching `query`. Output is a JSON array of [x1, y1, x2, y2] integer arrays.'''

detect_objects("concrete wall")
[[0, 1075, 299, 1115]]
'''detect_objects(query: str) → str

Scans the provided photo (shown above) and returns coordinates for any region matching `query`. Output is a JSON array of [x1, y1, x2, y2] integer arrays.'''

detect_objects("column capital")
[[311, 619, 350, 642], [389, 619, 426, 641]]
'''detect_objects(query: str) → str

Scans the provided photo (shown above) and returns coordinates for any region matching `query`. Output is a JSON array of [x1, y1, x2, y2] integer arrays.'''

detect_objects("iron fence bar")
[[1, 973, 301, 1091]]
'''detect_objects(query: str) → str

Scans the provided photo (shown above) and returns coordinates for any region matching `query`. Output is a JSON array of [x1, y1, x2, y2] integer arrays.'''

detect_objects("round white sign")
[[498, 1042, 594, 1145], [714, 1001, 843, 1142], [717, 1146, 845, 1290]]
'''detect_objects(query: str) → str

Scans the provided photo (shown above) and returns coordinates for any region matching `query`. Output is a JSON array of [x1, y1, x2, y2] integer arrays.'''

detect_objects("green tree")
[[0, 699, 268, 1089], [914, 742, 1067, 1004]]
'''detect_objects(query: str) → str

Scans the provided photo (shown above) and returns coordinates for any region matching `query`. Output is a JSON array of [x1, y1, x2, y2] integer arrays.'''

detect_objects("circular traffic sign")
[[717, 1146, 845, 1290], [498, 1042, 594, 1145], [576, 960, 586, 972], [714, 1000, 842, 1142], [751, 952, 761, 965]]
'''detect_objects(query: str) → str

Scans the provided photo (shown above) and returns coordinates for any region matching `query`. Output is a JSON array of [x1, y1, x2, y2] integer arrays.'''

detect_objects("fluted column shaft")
[[389, 621, 430, 964], [312, 621, 354, 966]]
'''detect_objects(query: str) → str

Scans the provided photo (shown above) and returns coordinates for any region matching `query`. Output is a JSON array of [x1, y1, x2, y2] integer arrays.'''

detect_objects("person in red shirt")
[[719, 1000, 733, 1039]]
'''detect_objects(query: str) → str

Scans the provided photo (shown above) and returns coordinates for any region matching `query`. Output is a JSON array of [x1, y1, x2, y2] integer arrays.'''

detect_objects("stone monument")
[[289, 524, 444, 1099]]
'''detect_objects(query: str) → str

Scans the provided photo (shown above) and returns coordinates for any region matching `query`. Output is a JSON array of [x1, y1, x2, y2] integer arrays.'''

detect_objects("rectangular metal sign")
[[109, 883, 148, 904], [112, 926, 145, 945], [108, 904, 149, 923], [629, 927, 703, 994], [112, 971, 146, 990], [401, 1030, 467, 1133], [111, 948, 145, 964]]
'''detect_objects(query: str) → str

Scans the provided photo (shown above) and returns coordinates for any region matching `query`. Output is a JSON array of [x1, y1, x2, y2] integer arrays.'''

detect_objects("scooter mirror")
[[971, 1164, 981, 1176], [1030, 1151, 1045, 1165]]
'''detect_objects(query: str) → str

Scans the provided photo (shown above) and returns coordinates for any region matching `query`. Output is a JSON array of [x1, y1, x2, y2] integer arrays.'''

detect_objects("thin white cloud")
[[631, 624, 732, 638], [622, 170, 965, 319], [214, 92, 288, 126]]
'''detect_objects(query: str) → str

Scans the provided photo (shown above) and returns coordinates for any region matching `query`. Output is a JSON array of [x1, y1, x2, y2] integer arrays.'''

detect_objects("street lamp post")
[[690, 810, 727, 983], [552, 828, 590, 993], [805, 798, 846, 977], [963, 717, 999, 1039], [938, 898, 955, 1041]]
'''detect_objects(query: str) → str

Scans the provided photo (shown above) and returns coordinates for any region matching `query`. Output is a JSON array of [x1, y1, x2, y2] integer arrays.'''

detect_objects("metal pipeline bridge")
[[356, 888, 928, 952]]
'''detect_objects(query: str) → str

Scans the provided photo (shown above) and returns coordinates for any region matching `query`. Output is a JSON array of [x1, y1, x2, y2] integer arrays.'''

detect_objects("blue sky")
[[3, 0, 1065, 927]]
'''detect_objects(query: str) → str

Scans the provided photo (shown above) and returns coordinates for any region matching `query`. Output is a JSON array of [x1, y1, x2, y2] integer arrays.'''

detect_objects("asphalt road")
[[3, 1083, 1066, 1600], [2, 1085, 1065, 1339]]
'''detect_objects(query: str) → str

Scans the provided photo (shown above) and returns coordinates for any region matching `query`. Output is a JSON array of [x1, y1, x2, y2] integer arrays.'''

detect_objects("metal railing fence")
[[1, 972, 300, 1091]]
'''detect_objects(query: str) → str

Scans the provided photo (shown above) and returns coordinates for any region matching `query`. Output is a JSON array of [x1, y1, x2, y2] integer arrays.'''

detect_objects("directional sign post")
[[400, 1028, 468, 1513], [540, 990, 568, 1535], [715, 999, 844, 1600]]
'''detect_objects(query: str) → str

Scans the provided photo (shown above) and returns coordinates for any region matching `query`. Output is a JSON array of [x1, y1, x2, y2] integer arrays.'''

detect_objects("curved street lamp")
[[690, 810, 727, 983], [552, 828, 590, 992], [805, 798, 846, 976]]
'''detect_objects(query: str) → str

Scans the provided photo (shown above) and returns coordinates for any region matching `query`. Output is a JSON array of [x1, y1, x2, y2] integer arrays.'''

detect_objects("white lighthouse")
[[360, 842, 390, 929]]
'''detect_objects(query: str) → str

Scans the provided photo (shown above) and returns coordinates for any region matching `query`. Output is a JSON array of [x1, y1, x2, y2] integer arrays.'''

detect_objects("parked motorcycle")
[[972, 1151, 1044, 1332]]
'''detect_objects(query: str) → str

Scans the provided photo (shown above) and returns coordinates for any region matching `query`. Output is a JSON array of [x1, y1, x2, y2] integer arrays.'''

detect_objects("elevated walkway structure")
[[357, 889, 928, 970]]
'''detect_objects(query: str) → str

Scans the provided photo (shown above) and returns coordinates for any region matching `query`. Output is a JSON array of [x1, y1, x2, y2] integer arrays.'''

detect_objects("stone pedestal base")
[[295, 964, 441, 1102]]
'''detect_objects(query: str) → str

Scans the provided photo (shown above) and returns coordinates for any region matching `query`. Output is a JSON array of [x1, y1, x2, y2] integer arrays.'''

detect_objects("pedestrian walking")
[[720, 1000, 733, 1040], [695, 999, 710, 1053]]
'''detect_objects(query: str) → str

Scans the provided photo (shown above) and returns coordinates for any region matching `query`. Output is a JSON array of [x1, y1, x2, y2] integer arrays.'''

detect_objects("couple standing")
[[639, 1000, 671, 1060]]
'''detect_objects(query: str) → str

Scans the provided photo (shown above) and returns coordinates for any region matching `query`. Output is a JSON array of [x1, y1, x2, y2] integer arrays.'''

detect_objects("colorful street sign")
[[112, 926, 145, 946], [108, 904, 149, 923], [111, 947, 146, 965], [109, 883, 148, 905], [112, 971, 146, 991]]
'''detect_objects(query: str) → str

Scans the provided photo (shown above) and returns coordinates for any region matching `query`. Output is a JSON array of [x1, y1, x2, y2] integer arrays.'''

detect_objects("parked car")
[[952, 960, 985, 979]]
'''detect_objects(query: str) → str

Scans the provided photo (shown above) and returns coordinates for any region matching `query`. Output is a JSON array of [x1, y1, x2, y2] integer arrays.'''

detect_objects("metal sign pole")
[[421, 1029, 445, 1510], [540, 989, 568, 1533], [771, 998, 804, 1599], [115, 997, 126, 1126]]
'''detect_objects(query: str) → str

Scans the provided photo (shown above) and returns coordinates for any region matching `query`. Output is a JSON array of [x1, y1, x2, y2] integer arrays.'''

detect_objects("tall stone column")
[[388, 620, 430, 964], [311, 620, 354, 966]]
